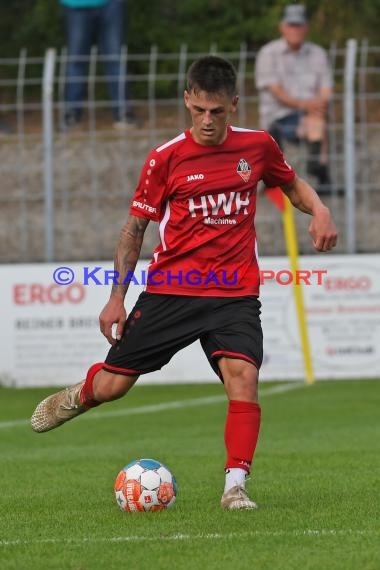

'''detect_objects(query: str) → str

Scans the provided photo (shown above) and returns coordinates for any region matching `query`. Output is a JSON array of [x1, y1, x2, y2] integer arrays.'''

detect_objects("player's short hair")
[[186, 56, 237, 97]]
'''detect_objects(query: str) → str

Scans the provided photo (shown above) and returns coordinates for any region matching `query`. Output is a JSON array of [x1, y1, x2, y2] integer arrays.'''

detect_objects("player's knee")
[[231, 376, 258, 402], [92, 370, 138, 402], [220, 359, 258, 402]]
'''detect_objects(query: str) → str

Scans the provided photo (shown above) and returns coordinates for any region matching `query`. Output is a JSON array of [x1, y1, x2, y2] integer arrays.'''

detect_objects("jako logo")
[[187, 174, 205, 182], [188, 191, 250, 217]]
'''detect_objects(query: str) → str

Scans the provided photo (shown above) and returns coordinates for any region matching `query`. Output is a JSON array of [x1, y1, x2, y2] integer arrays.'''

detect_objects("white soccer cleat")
[[30, 382, 87, 433], [221, 485, 258, 510]]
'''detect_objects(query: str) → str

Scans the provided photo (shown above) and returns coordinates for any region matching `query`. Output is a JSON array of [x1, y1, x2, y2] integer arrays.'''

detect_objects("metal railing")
[[0, 41, 379, 262]]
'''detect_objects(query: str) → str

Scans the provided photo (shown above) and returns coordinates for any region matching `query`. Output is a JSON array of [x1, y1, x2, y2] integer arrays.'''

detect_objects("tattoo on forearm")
[[111, 216, 149, 297]]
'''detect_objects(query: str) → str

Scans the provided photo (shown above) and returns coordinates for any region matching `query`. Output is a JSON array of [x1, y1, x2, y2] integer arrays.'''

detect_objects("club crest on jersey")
[[237, 158, 252, 182]]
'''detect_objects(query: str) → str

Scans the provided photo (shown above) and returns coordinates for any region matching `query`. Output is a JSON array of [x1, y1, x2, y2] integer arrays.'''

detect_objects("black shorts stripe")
[[211, 350, 259, 370]]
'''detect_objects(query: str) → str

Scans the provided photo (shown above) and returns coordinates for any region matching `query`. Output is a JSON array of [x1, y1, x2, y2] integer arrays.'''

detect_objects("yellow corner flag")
[[264, 187, 314, 384]]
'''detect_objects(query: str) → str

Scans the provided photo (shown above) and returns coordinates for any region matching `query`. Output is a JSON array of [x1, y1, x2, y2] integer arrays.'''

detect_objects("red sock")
[[224, 400, 261, 473], [79, 362, 104, 408]]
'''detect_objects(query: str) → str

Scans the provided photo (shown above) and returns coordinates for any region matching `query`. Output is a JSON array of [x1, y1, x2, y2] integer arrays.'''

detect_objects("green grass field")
[[0, 380, 379, 570]]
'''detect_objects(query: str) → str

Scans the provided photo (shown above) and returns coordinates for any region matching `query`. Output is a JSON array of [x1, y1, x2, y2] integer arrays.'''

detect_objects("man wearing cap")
[[255, 4, 333, 192]]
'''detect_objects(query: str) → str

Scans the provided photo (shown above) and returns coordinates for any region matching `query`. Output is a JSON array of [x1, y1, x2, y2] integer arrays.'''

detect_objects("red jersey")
[[129, 126, 295, 296]]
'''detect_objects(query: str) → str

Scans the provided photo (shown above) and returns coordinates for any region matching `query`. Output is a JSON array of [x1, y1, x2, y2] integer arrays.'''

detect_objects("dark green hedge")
[[1, 0, 379, 57]]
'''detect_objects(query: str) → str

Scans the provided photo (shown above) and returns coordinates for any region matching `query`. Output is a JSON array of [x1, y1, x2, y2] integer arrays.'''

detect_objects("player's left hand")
[[309, 206, 338, 252]]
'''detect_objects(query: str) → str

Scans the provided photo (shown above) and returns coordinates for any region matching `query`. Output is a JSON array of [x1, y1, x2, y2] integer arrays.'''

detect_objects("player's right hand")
[[99, 296, 127, 345]]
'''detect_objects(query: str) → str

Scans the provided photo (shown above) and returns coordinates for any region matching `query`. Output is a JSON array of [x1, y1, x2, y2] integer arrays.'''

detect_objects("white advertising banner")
[[259, 255, 380, 380], [1, 255, 379, 387]]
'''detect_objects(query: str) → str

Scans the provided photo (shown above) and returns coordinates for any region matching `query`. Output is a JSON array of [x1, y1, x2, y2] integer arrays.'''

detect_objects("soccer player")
[[31, 56, 337, 510]]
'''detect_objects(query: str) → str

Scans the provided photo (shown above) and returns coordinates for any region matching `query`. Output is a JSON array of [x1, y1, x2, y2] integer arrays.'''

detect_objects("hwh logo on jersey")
[[188, 191, 251, 218]]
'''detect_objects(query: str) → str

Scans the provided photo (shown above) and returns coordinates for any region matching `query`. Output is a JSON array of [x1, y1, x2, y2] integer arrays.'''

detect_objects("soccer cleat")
[[30, 382, 88, 433], [221, 485, 258, 510]]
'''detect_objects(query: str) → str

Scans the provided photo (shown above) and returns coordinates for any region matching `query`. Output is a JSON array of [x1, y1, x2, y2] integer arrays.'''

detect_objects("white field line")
[[0, 382, 304, 430], [0, 529, 377, 547]]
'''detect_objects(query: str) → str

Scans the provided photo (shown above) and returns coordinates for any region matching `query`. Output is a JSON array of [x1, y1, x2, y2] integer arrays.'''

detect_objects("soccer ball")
[[114, 458, 178, 512]]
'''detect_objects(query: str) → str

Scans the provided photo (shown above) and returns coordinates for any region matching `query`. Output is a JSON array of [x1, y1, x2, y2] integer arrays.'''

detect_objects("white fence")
[[0, 41, 380, 262]]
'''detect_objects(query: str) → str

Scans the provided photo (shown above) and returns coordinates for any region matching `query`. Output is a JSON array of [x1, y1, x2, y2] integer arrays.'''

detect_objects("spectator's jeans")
[[269, 112, 330, 187], [268, 112, 302, 148], [64, 0, 126, 122]]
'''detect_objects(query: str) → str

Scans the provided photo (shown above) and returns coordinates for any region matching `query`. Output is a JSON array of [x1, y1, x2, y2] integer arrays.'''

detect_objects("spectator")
[[60, 0, 136, 130], [255, 4, 333, 192]]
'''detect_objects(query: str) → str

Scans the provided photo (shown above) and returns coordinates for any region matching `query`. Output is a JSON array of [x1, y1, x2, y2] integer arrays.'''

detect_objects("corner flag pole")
[[264, 186, 315, 384], [282, 195, 314, 384]]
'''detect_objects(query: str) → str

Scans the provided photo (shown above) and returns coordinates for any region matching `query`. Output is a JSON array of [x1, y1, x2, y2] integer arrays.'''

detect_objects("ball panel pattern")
[[139, 458, 162, 470], [114, 458, 177, 513]]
